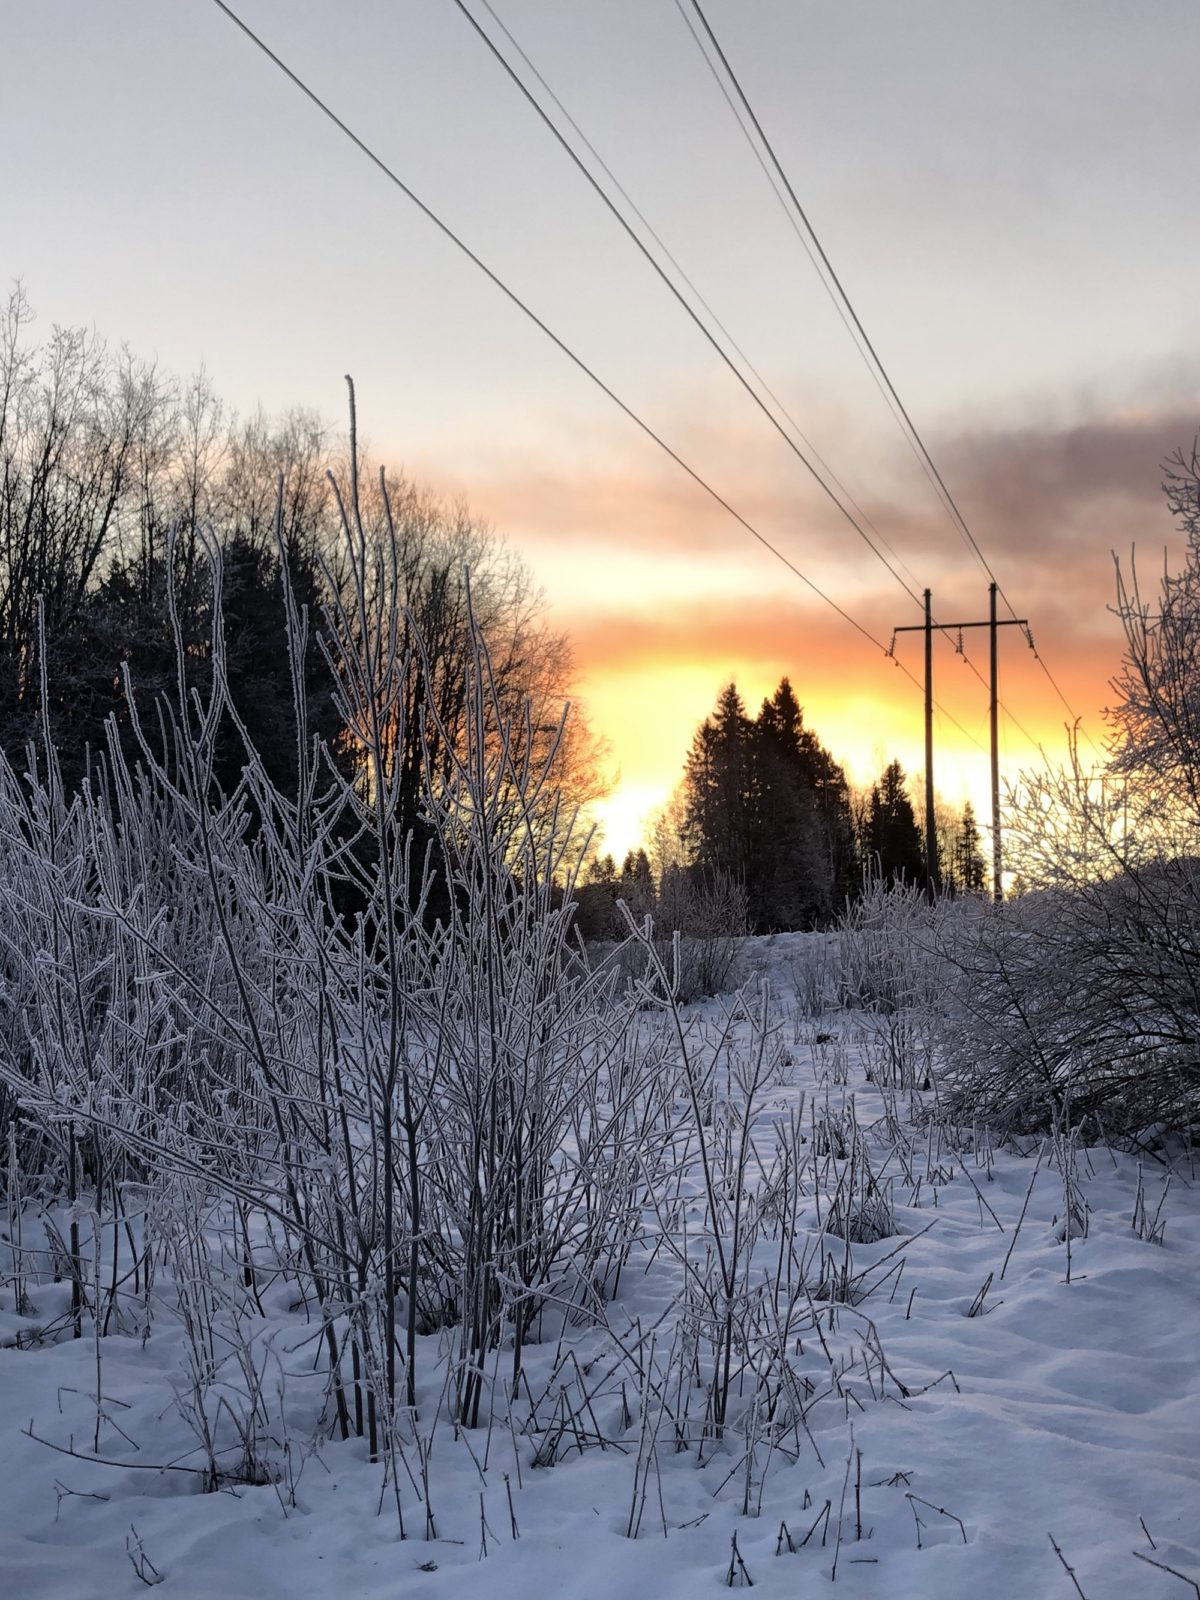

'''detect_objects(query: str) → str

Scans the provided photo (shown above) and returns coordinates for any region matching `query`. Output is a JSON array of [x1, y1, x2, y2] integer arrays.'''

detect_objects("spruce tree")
[[574, 853, 620, 940], [681, 677, 856, 931], [787, 685, 859, 915], [866, 761, 926, 889], [682, 682, 754, 884], [619, 848, 655, 918], [953, 800, 987, 894], [752, 680, 828, 928]]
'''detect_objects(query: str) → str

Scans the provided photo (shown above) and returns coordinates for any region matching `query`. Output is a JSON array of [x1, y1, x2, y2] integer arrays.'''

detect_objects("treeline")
[[0, 287, 594, 830], [2, 286, 986, 942], [580, 682, 988, 939]]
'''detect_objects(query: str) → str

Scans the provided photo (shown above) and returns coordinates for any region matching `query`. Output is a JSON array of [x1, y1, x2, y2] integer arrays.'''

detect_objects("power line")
[[672, 0, 936, 516], [679, 0, 1099, 753], [898, 659, 988, 756], [937, 627, 1040, 748], [456, 1, 1081, 772], [680, 0, 993, 582], [450, 0, 923, 609], [470, 0, 923, 600], [208, 0, 987, 762], [1022, 621, 1097, 747], [206, 2, 911, 660], [454, 0, 991, 757], [667, 0, 1030, 732]]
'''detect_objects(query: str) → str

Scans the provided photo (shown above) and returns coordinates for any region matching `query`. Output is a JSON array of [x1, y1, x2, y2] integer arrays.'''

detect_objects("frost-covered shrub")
[[0, 424, 671, 1445], [833, 879, 964, 1091], [944, 448, 1200, 1143], [587, 865, 748, 1004], [655, 866, 749, 1002], [935, 862, 1200, 1140], [789, 933, 840, 1018], [835, 878, 950, 1016]]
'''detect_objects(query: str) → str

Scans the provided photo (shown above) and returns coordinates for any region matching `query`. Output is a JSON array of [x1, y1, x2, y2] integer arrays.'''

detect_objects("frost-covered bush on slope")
[[934, 447, 1200, 1145], [834, 877, 961, 1098], [934, 862, 1200, 1141], [586, 865, 750, 1005], [839, 855, 1200, 1144]]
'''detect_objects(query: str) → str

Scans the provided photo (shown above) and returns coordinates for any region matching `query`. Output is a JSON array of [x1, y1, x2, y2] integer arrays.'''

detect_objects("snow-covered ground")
[[2, 933, 1197, 1599]]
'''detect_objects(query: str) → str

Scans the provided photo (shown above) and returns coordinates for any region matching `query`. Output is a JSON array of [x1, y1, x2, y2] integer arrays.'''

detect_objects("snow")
[[2, 932, 1197, 1599]]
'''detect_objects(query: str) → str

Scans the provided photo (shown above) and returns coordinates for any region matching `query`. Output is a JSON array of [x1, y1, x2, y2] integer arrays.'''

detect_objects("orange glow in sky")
[[446, 424, 1160, 866], [569, 618, 1112, 863]]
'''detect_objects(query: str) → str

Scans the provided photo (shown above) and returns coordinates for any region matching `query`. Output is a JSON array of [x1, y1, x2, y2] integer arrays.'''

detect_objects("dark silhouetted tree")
[[574, 852, 620, 941], [619, 848, 655, 919], [952, 800, 987, 894], [679, 677, 856, 930], [682, 682, 754, 884], [751, 679, 856, 927], [865, 761, 925, 889]]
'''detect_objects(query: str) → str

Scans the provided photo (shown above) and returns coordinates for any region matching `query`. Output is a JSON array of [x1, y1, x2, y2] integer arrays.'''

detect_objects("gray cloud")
[[451, 402, 1197, 584], [937, 409, 1195, 560]]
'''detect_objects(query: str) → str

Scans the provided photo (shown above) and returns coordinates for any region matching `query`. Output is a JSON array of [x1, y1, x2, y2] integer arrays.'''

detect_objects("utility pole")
[[923, 587, 936, 901], [989, 581, 1001, 901], [893, 589, 940, 901], [893, 585, 1028, 903]]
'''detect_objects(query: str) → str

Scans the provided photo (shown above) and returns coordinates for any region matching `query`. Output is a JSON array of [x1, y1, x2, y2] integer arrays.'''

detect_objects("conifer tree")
[[865, 761, 926, 889], [953, 800, 988, 894], [680, 677, 856, 931], [785, 683, 859, 915], [574, 852, 620, 940], [682, 682, 754, 883], [753, 680, 842, 926], [619, 848, 655, 918]]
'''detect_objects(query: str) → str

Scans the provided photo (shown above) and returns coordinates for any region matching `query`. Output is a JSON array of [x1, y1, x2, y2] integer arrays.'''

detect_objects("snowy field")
[[2, 932, 1196, 1600]]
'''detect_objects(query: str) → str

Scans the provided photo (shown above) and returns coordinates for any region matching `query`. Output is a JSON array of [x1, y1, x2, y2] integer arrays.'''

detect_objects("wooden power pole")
[[893, 584, 1027, 901], [893, 589, 940, 901]]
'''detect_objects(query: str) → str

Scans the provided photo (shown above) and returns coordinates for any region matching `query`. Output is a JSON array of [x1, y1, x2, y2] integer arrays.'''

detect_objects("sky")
[[5, 0, 1199, 858]]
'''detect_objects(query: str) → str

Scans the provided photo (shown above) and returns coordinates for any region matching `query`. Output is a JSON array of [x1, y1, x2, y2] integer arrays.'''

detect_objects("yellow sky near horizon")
[[523, 541, 1130, 863], [418, 379, 1175, 868], [571, 632, 1118, 863]]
